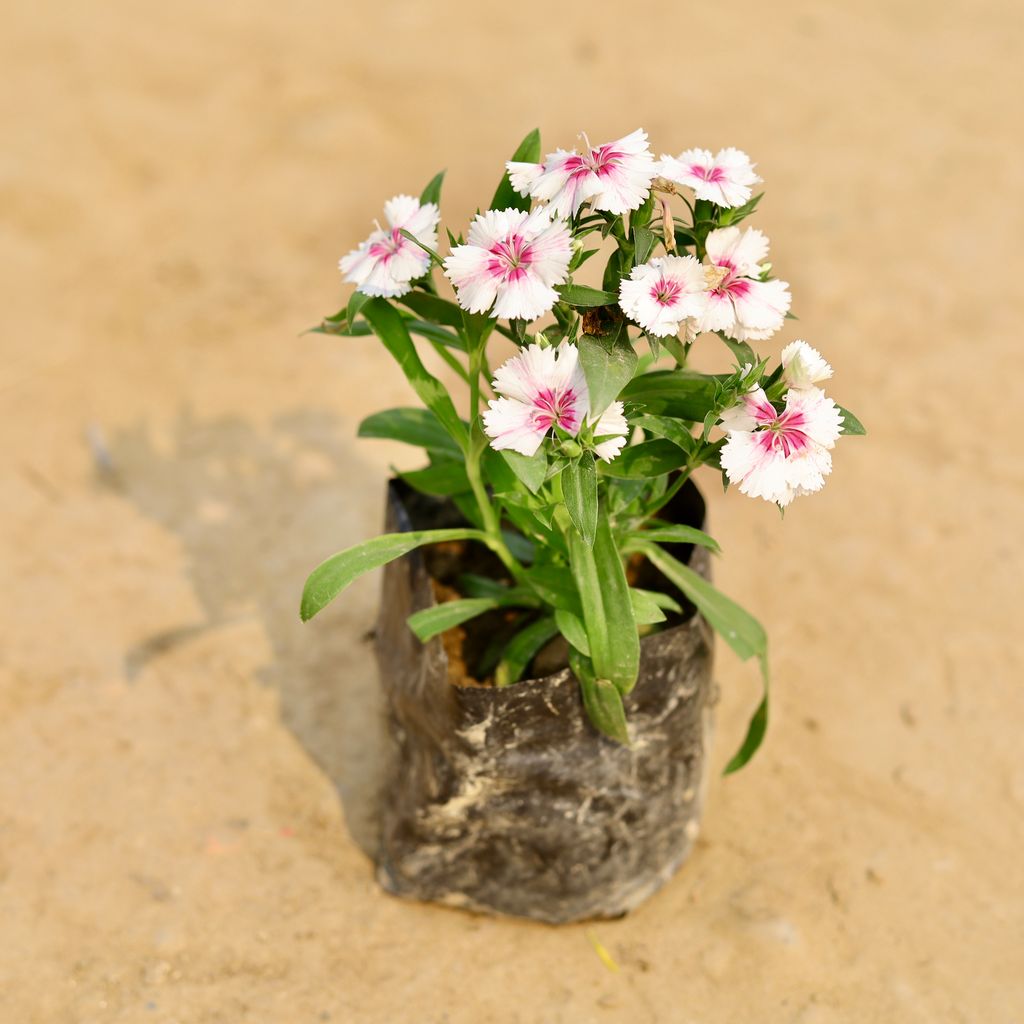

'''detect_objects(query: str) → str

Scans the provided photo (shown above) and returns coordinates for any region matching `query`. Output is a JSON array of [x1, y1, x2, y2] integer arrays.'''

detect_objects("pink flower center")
[[750, 399, 811, 458], [650, 276, 682, 307], [487, 233, 535, 282], [562, 143, 626, 184], [367, 228, 406, 263], [690, 163, 726, 184], [532, 386, 581, 434]]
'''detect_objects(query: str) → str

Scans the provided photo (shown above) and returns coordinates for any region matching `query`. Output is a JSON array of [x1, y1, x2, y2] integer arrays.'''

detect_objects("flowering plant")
[[301, 129, 863, 770]]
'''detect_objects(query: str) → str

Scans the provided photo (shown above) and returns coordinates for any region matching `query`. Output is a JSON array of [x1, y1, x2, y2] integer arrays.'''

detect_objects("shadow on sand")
[[105, 407, 391, 857]]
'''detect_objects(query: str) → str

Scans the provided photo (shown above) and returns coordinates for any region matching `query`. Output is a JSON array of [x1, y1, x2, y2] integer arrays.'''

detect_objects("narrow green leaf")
[[568, 649, 630, 745], [629, 524, 721, 554], [621, 369, 721, 421], [558, 284, 620, 307], [637, 543, 765, 661], [718, 191, 764, 227], [635, 541, 770, 771], [394, 291, 466, 334], [500, 448, 549, 494], [568, 510, 640, 694], [599, 439, 690, 479], [836, 404, 866, 436], [408, 597, 500, 641], [419, 169, 446, 206], [724, 691, 768, 774], [347, 290, 370, 329], [554, 608, 590, 656], [633, 413, 697, 453], [357, 408, 462, 455], [632, 587, 683, 615], [398, 460, 471, 497], [362, 298, 468, 449], [301, 528, 487, 621], [633, 225, 656, 266], [578, 330, 638, 418], [490, 128, 541, 213], [495, 614, 559, 686], [562, 454, 598, 545], [524, 564, 578, 610], [715, 333, 757, 367], [629, 588, 666, 625]]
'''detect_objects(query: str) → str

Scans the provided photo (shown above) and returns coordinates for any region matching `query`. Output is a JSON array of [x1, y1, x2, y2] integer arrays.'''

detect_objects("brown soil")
[[2, 1, 1023, 1021]]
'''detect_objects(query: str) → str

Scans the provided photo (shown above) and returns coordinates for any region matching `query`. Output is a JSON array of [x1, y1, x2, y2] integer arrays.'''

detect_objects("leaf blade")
[[362, 298, 468, 449], [407, 597, 501, 642], [301, 528, 487, 622], [562, 454, 598, 545], [568, 510, 640, 694], [490, 128, 541, 213]]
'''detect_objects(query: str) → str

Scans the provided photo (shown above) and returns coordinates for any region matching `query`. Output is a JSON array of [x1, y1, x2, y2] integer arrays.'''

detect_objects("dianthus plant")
[[301, 129, 864, 771]]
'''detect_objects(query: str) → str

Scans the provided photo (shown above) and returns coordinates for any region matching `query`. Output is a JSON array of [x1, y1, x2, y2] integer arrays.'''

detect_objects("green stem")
[[644, 463, 696, 520]]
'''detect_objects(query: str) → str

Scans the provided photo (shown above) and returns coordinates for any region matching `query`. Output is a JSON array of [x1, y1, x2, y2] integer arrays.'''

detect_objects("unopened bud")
[[660, 198, 676, 254], [560, 439, 583, 459]]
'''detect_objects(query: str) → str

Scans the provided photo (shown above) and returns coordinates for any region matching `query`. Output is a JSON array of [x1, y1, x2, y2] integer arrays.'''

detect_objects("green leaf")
[[715, 333, 757, 367], [301, 528, 486, 621], [568, 510, 640, 694], [347, 290, 370, 329], [629, 588, 666, 625], [420, 169, 446, 206], [634, 541, 770, 771], [633, 225, 656, 266], [629, 524, 721, 554], [394, 291, 466, 334], [599, 439, 690, 479], [568, 649, 630, 745], [632, 587, 682, 615], [578, 330, 638, 419], [558, 284, 620, 307], [637, 543, 765, 660], [837, 404, 866, 436], [500, 448, 549, 494], [524, 564, 578, 609], [621, 370, 721, 422], [562, 454, 598, 546], [408, 597, 500, 641], [490, 128, 541, 213], [362, 298, 468, 449], [633, 413, 697, 453], [399, 460, 471, 496], [495, 615, 559, 686], [357, 408, 463, 456], [724, 695, 768, 774], [554, 608, 590, 656], [718, 191, 764, 227]]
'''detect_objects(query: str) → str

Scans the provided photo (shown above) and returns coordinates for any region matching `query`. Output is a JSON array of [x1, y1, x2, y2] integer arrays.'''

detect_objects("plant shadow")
[[105, 407, 390, 858]]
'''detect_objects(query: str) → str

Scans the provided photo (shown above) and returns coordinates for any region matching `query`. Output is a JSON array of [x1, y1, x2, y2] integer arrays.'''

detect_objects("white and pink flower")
[[483, 341, 629, 461], [443, 208, 572, 322], [339, 195, 440, 298], [656, 147, 761, 209], [719, 386, 843, 507], [507, 129, 656, 219], [698, 226, 791, 342], [618, 255, 708, 338], [781, 340, 833, 390]]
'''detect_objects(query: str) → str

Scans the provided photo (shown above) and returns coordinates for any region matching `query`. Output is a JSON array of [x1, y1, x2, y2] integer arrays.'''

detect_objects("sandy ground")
[[2, 1, 1023, 1021]]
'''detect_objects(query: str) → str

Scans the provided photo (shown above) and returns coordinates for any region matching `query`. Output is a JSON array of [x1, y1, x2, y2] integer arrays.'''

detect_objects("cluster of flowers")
[[340, 130, 844, 509]]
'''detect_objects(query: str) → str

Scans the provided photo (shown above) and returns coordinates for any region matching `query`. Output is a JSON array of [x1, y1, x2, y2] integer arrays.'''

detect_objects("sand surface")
[[2, 1, 1023, 1021]]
